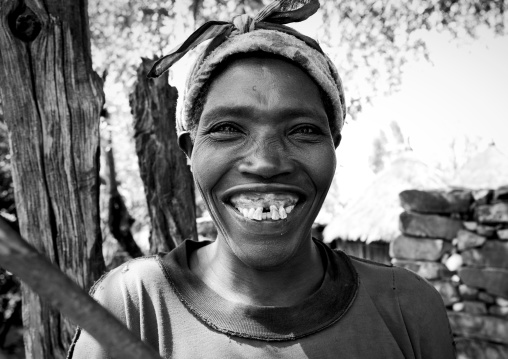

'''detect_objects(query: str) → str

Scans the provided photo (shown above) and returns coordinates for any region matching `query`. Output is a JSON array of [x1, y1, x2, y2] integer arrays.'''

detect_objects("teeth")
[[253, 207, 262, 221], [247, 208, 255, 219], [230, 192, 299, 210], [270, 205, 280, 220], [236, 205, 295, 221]]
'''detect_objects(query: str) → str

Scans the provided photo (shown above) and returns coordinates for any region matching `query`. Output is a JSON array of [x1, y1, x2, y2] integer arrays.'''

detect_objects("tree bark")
[[130, 58, 197, 253], [0, 1, 105, 358]]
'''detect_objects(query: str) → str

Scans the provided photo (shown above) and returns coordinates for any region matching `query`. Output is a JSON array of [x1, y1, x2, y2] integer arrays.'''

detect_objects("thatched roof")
[[323, 154, 447, 244], [452, 144, 508, 189]]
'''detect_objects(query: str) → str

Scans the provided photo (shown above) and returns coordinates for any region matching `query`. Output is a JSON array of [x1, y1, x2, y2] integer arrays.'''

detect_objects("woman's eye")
[[293, 125, 321, 135], [208, 123, 243, 141], [212, 124, 239, 133]]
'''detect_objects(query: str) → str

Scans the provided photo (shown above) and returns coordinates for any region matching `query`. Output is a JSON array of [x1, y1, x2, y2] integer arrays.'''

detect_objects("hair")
[[187, 51, 336, 141]]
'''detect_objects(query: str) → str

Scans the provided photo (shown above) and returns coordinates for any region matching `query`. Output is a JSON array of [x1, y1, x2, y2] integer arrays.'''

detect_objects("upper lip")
[[221, 183, 307, 203]]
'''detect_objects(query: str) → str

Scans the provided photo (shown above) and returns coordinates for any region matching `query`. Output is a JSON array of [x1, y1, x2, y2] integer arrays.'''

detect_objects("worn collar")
[[158, 238, 359, 341]]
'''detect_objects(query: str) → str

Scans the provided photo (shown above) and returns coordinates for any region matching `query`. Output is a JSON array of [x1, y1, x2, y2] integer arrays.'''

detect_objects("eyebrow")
[[201, 105, 328, 124]]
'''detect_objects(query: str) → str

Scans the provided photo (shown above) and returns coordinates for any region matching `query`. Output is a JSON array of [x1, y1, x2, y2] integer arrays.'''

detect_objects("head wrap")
[[148, 0, 346, 145]]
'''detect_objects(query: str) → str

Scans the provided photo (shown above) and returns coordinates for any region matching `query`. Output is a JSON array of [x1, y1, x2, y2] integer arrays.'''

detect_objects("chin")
[[212, 199, 317, 271], [227, 235, 306, 271]]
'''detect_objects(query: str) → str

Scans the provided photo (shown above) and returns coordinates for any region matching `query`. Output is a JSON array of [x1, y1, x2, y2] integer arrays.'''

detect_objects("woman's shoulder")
[[344, 252, 448, 329], [68, 254, 176, 359], [346, 254, 441, 301], [90, 255, 170, 302], [342, 252, 455, 357]]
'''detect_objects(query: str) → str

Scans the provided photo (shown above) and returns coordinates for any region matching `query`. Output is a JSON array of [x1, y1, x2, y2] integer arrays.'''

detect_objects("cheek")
[[303, 144, 336, 193], [191, 140, 231, 197]]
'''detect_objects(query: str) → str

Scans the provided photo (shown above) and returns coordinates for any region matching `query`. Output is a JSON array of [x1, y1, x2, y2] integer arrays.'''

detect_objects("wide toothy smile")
[[229, 192, 299, 221]]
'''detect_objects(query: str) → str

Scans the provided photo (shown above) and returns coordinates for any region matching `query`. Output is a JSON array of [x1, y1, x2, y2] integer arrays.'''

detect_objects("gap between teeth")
[[237, 205, 294, 221]]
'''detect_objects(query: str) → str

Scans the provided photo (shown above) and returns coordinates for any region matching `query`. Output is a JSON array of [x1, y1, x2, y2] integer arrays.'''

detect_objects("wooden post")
[[130, 58, 197, 253], [0, 1, 105, 357]]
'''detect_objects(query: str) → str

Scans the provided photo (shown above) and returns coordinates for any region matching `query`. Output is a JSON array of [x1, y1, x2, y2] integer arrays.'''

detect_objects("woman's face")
[[186, 56, 337, 269]]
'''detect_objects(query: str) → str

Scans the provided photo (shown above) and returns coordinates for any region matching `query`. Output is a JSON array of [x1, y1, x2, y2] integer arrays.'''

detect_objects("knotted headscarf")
[[148, 0, 346, 145]]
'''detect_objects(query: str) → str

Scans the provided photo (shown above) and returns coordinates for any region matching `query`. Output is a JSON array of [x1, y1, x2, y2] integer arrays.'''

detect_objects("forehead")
[[200, 56, 327, 124]]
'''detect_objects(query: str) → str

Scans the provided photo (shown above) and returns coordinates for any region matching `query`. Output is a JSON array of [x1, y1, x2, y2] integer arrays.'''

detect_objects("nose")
[[238, 137, 295, 179]]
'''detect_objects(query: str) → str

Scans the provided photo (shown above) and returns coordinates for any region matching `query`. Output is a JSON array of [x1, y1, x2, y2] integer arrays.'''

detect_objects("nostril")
[[238, 156, 293, 179], [238, 139, 294, 178]]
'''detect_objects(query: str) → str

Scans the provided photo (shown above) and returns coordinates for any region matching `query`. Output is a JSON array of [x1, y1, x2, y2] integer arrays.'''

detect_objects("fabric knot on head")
[[147, 0, 347, 145], [233, 14, 255, 34], [147, 1, 326, 80]]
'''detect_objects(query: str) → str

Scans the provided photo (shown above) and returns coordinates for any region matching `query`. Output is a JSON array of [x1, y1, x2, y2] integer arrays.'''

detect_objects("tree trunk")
[[130, 58, 197, 253], [0, 1, 105, 358], [106, 134, 143, 259]]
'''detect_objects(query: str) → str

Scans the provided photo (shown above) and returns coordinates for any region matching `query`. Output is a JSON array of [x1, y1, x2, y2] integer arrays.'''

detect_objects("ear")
[[178, 131, 193, 159], [334, 133, 342, 149]]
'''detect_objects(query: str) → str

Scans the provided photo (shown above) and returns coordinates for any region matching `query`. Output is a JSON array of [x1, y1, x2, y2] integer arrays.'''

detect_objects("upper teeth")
[[237, 205, 294, 221], [230, 192, 298, 221]]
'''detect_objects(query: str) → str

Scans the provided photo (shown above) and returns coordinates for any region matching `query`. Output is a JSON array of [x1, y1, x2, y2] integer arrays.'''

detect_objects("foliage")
[[89, 0, 506, 116], [88, 0, 181, 86], [0, 116, 20, 356], [0, 122, 15, 223], [0, 267, 22, 353], [369, 121, 410, 173], [193, 0, 265, 22], [320, 0, 506, 117]]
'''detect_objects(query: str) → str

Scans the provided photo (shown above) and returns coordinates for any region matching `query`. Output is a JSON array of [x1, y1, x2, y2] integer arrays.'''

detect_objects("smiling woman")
[[186, 55, 336, 273], [68, 1, 456, 358]]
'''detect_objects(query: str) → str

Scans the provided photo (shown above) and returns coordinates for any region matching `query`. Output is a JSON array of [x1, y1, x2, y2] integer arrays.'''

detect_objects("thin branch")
[[0, 218, 162, 359], [192, 0, 204, 21]]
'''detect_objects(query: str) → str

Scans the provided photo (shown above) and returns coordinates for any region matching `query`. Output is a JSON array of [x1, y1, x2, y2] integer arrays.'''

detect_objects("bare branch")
[[0, 218, 162, 359]]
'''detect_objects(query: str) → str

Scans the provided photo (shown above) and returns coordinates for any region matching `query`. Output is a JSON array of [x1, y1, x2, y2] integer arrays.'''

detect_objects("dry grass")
[[324, 154, 447, 244], [452, 145, 508, 190]]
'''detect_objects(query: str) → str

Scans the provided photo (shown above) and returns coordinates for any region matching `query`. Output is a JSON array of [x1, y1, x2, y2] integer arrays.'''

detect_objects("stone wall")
[[390, 187, 508, 359]]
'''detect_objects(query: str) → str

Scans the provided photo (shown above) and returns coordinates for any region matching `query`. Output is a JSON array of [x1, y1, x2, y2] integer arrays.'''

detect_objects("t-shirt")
[[68, 239, 456, 359]]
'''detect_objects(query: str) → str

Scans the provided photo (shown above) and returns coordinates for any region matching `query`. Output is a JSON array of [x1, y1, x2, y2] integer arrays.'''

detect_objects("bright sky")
[[348, 27, 508, 168], [323, 26, 506, 196]]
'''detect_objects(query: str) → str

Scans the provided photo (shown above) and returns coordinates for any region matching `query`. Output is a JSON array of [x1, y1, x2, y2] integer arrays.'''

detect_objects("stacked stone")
[[390, 187, 508, 359]]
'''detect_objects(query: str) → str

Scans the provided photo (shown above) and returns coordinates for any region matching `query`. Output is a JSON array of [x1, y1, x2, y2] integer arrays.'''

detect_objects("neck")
[[190, 236, 325, 307]]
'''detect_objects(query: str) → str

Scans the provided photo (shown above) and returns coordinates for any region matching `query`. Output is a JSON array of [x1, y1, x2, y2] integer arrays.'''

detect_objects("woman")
[[69, 1, 455, 358]]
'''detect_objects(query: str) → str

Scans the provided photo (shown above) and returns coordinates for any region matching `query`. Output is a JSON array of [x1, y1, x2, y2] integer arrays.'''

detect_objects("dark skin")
[[179, 57, 339, 307]]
